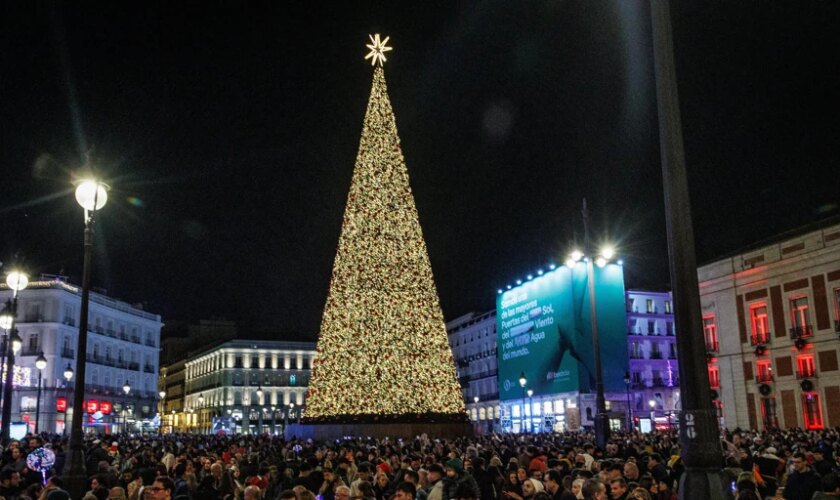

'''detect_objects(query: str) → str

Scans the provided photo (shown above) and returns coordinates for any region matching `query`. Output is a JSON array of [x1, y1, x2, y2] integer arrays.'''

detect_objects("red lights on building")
[[56, 397, 67, 413], [86, 400, 99, 414], [99, 401, 112, 415]]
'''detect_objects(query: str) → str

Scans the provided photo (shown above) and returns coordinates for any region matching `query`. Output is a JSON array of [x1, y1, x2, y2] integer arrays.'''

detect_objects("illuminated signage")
[[56, 397, 67, 413], [86, 400, 99, 414], [100, 401, 112, 415]]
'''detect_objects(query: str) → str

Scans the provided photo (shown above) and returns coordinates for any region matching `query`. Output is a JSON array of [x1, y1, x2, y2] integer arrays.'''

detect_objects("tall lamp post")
[[65, 178, 108, 498], [63, 364, 73, 435], [122, 380, 131, 433], [566, 223, 617, 449], [256, 387, 264, 434], [649, 2, 724, 498], [526, 389, 534, 433], [624, 372, 633, 431], [518, 372, 527, 433], [198, 393, 205, 434], [34, 352, 47, 434], [158, 390, 166, 435], [1, 271, 28, 443]]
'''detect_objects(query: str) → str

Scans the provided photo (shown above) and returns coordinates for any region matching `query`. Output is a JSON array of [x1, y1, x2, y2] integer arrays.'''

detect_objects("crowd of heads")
[[0, 427, 839, 499]]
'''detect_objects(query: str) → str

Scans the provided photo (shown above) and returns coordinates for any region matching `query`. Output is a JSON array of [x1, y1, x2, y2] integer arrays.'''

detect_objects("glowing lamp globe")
[[0, 314, 12, 331], [75, 180, 109, 211], [595, 257, 607, 268], [159, 390, 166, 399], [35, 353, 47, 371], [570, 250, 584, 262], [123, 381, 131, 395], [6, 271, 29, 292], [601, 246, 615, 260], [64, 364, 74, 381], [10, 331, 22, 354]]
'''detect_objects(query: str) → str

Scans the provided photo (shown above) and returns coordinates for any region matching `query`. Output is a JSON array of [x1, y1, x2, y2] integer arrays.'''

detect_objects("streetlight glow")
[[570, 250, 584, 262], [159, 390, 166, 399], [74, 180, 109, 211], [649, 399, 656, 408], [519, 372, 527, 388], [595, 256, 607, 268], [35, 353, 47, 370], [123, 380, 131, 395], [5, 271, 29, 292], [64, 364, 74, 381], [527, 389, 533, 397], [10, 330, 22, 354], [601, 246, 615, 260]]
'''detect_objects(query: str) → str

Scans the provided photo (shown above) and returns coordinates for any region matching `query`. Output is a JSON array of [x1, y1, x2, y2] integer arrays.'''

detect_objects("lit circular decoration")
[[26, 447, 56, 484], [75, 180, 109, 211]]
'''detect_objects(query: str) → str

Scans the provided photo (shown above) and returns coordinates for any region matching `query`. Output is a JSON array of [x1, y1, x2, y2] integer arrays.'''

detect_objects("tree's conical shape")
[[305, 66, 466, 422]]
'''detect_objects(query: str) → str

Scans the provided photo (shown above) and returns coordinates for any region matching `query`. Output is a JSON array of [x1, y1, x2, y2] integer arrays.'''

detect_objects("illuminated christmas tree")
[[304, 35, 466, 423]]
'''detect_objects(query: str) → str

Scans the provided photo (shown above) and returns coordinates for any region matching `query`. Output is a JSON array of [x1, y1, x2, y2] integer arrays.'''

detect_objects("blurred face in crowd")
[[610, 480, 627, 499], [144, 480, 171, 500], [517, 467, 528, 482], [793, 456, 808, 473]]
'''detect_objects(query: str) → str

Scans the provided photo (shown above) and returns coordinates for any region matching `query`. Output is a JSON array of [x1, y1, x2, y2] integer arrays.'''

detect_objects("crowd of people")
[[0, 428, 840, 500]]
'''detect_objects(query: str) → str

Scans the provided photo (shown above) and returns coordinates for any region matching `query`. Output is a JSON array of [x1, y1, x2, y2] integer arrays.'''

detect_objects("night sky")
[[1, 2, 838, 337]]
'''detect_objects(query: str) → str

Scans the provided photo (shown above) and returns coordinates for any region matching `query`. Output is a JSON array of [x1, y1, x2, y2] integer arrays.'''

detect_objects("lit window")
[[750, 304, 769, 344], [797, 355, 815, 379], [756, 360, 773, 383], [646, 299, 655, 313], [664, 301, 672, 314], [703, 316, 718, 351], [708, 366, 720, 389], [802, 393, 824, 430], [760, 398, 778, 429], [833, 288, 840, 331], [790, 297, 812, 338]]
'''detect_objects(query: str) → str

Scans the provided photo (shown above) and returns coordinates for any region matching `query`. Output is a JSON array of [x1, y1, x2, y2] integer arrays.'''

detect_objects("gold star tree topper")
[[364, 33, 392, 66]]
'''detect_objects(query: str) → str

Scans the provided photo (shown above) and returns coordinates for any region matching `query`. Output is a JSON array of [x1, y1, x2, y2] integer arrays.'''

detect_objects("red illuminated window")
[[833, 288, 840, 332], [802, 393, 824, 430], [790, 297, 812, 338], [713, 400, 724, 419], [708, 366, 720, 389], [86, 400, 99, 414], [797, 355, 816, 379], [99, 401, 112, 415], [760, 398, 778, 429], [56, 397, 67, 413], [750, 304, 770, 344], [703, 316, 719, 351], [756, 360, 773, 383]]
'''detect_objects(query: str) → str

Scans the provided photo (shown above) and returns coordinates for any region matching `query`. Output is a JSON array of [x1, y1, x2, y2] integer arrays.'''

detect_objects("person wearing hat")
[[425, 464, 446, 500], [443, 458, 480, 500]]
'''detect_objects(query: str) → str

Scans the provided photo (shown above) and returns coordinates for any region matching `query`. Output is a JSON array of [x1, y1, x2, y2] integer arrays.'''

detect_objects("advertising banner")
[[497, 262, 628, 400]]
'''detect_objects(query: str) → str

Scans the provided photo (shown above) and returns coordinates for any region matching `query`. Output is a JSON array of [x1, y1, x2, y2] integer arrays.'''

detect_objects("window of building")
[[665, 321, 674, 336], [646, 299, 655, 313], [627, 298, 635, 312], [647, 321, 655, 334], [790, 296, 812, 337], [703, 316, 718, 351], [104, 370, 111, 387], [760, 398, 778, 429], [630, 341, 642, 359], [107, 320, 114, 334], [750, 304, 770, 344], [708, 366, 720, 389], [650, 343, 662, 359], [833, 288, 840, 330], [797, 355, 816, 378], [28, 333, 39, 352], [631, 372, 641, 384], [664, 300, 672, 314], [756, 360, 773, 383], [669, 342, 677, 359], [290, 374, 297, 385], [64, 306, 75, 326], [802, 393, 824, 430]]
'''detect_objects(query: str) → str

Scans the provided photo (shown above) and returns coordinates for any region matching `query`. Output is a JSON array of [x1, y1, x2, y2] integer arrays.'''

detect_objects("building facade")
[[626, 290, 681, 429], [446, 311, 499, 433], [698, 222, 840, 430], [0, 276, 162, 434], [180, 339, 315, 434]]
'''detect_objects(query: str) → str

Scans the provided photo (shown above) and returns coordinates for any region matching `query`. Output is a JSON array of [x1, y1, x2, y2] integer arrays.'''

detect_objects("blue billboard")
[[497, 262, 628, 400]]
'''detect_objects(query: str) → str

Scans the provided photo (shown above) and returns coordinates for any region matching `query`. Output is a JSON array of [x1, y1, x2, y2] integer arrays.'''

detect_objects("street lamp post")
[[198, 393, 205, 434], [34, 352, 47, 434], [122, 381, 131, 433], [1, 271, 28, 443], [63, 364, 73, 435], [256, 386, 263, 434], [624, 371, 633, 431], [649, 399, 656, 426], [65, 178, 109, 498], [649, 3, 725, 498], [271, 406, 276, 435], [526, 389, 534, 433], [518, 372, 527, 433], [583, 200, 609, 449], [158, 390, 166, 435]]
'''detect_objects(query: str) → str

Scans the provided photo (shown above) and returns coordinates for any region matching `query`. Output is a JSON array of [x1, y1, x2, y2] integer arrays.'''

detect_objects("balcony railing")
[[143, 364, 155, 374], [651, 377, 666, 387], [755, 374, 774, 384], [128, 362, 140, 371], [796, 369, 817, 379], [20, 346, 42, 356], [61, 348, 75, 359], [705, 340, 719, 352], [790, 325, 814, 340], [629, 353, 644, 360], [750, 334, 770, 346], [145, 339, 156, 347], [650, 352, 663, 360]]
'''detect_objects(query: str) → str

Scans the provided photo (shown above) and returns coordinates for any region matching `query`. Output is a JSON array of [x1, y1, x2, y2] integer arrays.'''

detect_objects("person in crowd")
[[784, 451, 822, 500]]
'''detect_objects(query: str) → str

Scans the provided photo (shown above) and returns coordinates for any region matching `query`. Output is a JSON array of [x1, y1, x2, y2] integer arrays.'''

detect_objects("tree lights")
[[303, 39, 465, 424]]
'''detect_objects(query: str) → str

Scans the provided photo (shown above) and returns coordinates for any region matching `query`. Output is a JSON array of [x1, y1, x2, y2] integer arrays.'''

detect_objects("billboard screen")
[[497, 262, 628, 400]]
